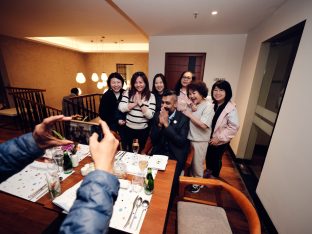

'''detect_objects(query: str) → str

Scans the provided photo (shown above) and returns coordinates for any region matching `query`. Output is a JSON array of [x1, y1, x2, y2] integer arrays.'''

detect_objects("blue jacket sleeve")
[[0, 133, 44, 182], [59, 170, 120, 234]]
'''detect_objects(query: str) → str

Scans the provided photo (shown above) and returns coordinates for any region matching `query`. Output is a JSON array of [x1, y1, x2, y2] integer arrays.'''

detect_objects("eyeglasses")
[[182, 76, 192, 80]]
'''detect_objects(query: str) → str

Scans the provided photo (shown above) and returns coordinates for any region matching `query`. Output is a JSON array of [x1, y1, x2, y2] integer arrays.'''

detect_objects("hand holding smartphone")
[[66, 120, 103, 144]]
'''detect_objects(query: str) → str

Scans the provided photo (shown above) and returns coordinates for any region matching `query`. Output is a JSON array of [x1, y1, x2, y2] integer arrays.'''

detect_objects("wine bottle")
[[63, 151, 73, 174], [144, 168, 154, 195]]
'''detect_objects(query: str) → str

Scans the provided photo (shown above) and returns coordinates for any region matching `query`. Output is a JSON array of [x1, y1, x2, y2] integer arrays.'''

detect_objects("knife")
[[124, 195, 139, 228]]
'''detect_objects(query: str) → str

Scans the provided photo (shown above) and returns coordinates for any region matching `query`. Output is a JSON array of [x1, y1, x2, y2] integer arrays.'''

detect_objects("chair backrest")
[[179, 176, 261, 234]]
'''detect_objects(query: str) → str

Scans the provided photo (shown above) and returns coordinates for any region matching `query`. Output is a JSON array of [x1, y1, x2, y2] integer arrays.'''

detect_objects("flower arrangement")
[[52, 129, 79, 154], [61, 142, 79, 154]]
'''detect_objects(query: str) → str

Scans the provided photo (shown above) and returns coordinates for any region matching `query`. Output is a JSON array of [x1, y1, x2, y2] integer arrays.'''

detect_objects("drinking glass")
[[113, 161, 127, 179], [46, 163, 61, 199], [132, 139, 140, 162], [52, 148, 64, 173], [131, 175, 143, 193], [138, 156, 148, 176]]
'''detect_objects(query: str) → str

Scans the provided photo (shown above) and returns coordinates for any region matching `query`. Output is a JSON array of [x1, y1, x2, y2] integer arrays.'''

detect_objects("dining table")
[[0, 151, 177, 234]]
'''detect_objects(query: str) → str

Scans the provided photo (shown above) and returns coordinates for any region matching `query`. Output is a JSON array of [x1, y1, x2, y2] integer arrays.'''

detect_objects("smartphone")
[[66, 120, 103, 144]]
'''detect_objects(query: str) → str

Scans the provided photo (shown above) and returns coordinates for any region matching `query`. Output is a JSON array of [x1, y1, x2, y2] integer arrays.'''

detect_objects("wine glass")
[[132, 139, 140, 162], [138, 155, 148, 176]]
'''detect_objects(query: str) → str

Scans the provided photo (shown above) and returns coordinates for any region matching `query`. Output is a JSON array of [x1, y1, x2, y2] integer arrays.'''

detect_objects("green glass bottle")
[[63, 151, 73, 174], [144, 168, 154, 195]]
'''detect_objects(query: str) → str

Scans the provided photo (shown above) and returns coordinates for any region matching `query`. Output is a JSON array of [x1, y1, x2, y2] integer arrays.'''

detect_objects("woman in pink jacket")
[[205, 80, 239, 178]]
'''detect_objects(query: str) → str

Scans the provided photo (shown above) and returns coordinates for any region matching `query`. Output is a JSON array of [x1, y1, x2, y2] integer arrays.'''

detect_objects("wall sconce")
[[91, 73, 99, 82], [76, 72, 86, 84]]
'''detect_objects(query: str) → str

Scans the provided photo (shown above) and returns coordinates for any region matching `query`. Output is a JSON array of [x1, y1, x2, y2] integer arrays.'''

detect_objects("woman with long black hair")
[[118, 71, 156, 151], [152, 73, 167, 112]]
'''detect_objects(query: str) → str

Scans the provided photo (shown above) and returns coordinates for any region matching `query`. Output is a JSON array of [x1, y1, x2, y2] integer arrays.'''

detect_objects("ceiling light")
[[76, 72, 86, 84], [101, 72, 108, 82], [91, 73, 99, 82], [211, 11, 218, 15], [97, 81, 105, 89]]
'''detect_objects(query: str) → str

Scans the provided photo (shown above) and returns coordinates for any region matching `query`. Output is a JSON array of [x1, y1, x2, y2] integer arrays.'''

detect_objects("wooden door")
[[164, 53, 206, 89]]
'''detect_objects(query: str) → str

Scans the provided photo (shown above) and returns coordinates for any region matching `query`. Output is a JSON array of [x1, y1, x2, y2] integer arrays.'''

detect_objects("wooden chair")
[[141, 136, 194, 175], [177, 176, 261, 234]]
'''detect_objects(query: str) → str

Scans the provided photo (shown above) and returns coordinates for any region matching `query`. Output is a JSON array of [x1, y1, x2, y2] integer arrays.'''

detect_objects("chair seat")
[[177, 201, 232, 234]]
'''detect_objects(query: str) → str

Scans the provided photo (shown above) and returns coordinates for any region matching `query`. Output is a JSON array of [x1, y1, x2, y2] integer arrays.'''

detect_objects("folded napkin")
[[148, 155, 168, 170]]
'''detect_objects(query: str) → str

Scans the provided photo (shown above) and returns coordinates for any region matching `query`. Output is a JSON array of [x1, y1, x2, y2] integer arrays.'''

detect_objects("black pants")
[[123, 126, 150, 153], [205, 143, 229, 177]]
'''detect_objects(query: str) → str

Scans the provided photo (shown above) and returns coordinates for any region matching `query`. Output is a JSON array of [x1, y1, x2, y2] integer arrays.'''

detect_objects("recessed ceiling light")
[[193, 12, 198, 19], [211, 11, 218, 15]]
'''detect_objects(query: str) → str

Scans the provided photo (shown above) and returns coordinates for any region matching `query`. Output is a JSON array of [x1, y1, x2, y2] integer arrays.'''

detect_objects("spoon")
[[135, 200, 150, 231], [130, 197, 143, 228]]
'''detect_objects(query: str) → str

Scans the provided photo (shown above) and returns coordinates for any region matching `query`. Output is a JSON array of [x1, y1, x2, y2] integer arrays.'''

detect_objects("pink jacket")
[[212, 101, 239, 146]]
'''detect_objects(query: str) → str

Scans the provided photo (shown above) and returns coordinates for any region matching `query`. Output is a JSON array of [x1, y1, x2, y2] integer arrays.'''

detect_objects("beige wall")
[[0, 35, 148, 109], [84, 53, 148, 94], [0, 35, 86, 109], [149, 34, 246, 154], [235, 0, 312, 232]]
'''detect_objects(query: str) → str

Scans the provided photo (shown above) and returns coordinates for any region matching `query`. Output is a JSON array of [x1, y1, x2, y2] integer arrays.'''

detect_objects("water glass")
[[46, 164, 61, 199], [132, 139, 140, 162], [53, 149, 64, 173], [113, 161, 127, 179], [131, 175, 143, 193]]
